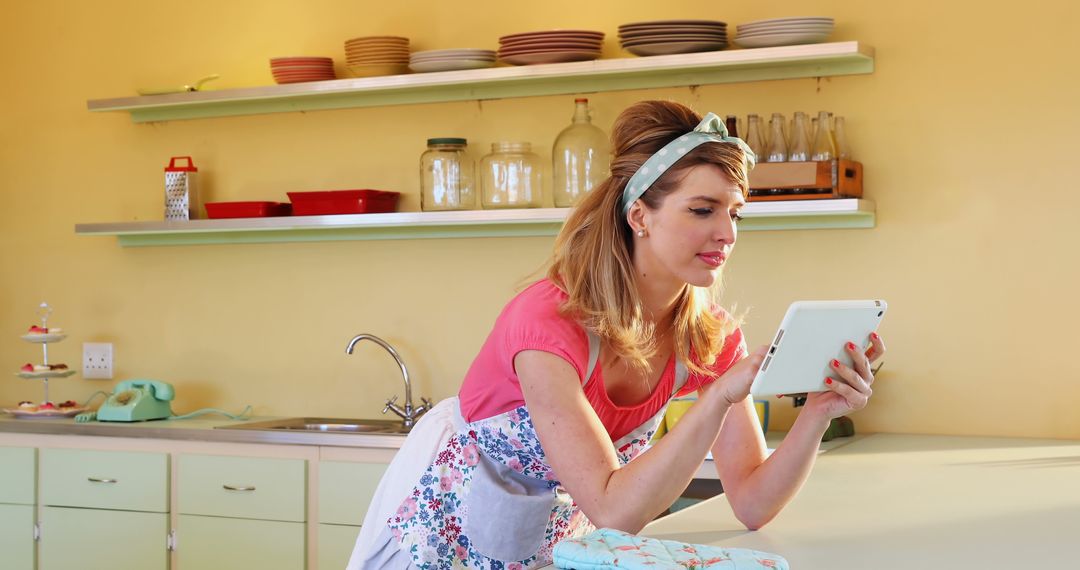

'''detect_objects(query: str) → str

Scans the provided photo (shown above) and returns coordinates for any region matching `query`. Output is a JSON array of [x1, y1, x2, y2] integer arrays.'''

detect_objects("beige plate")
[[410, 48, 496, 59], [733, 32, 829, 48], [347, 64, 409, 77], [409, 59, 497, 73], [735, 26, 833, 38]]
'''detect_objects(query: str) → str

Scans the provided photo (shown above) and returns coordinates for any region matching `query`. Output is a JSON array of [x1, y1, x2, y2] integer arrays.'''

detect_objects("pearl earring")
[[636, 229, 646, 238]]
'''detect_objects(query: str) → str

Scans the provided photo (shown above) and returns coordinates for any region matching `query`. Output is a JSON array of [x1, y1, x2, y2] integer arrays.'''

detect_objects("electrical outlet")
[[83, 342, 113, 379]]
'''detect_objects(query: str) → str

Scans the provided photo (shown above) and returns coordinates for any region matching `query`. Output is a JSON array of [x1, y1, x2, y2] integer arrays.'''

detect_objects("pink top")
[[458, 279, 747, 441]]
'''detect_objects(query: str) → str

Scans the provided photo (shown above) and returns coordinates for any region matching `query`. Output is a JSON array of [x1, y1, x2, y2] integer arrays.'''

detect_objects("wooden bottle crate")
[[747, 159, 862, 202]]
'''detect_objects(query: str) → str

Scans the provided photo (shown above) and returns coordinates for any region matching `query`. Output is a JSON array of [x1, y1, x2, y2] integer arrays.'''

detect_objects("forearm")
[[725, 409, 831, 528], [596, 390, 732, 532]]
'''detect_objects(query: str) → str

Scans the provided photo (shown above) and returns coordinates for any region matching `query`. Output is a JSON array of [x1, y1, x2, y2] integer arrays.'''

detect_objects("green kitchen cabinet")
[[0, 503, 35, 570], [318, 523, 360, 569], [0, 447, 36, 570], [318, 460, 388, 526], [177, 514, 305, 570], [39, 506, 168, 570], [176, 454, 307, 568], [38, 448, 170, 570]]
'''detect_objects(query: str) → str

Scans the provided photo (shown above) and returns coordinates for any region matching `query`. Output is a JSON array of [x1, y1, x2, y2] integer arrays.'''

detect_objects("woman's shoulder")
[[501, 278, 570, 320]]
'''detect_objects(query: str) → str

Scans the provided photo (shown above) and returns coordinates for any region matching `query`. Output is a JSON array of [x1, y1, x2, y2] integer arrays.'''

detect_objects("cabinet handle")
[[87, 477, 118, 484], [223, 484, 256, 491]]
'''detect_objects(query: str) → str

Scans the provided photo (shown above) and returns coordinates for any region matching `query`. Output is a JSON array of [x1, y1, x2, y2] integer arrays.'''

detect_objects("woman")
[[348, 100, 885, 569]]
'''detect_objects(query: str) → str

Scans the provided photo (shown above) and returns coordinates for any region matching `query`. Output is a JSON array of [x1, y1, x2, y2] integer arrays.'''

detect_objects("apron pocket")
[[465, 455, 553, 562]]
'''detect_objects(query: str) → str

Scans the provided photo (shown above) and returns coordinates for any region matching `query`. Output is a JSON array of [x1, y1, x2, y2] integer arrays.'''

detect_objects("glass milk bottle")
[[552, 98, 609, 208], [766, 113, 788, 162], [420, 138, 475, 211], [481, 142, 543, 209], [811, 110, 836, 161], [788, 112, 811, 161]]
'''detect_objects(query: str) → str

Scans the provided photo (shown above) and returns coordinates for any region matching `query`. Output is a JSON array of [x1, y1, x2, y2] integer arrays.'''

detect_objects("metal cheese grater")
[[164, 156, 200, 220]]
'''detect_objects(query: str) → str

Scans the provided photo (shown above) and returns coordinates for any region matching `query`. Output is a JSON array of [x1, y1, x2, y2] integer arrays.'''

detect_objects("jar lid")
[[427, 137, 467, 146]]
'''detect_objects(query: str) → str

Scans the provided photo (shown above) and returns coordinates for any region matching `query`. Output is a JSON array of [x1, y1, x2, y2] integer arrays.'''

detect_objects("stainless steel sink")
[[216, 417, 411, 435]]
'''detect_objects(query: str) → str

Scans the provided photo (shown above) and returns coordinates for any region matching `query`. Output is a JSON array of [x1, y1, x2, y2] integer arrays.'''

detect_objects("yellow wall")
[[2, 0, 1078, 438]]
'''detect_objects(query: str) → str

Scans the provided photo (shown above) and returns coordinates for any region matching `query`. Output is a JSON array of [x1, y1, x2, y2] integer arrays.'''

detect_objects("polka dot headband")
[[620, 112, 757, 216]]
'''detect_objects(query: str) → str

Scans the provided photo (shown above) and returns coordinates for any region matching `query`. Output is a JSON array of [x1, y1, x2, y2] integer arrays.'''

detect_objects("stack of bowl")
[[269, 57, 336, 84], [497, 30, 604, 66], [344, 36, 410, 77], [408, 49, 497, 73], [618, 20, 728, 56]]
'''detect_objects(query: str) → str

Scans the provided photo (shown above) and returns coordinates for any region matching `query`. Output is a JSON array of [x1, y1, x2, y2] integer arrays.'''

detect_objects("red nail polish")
[[831, 359, 840, 368], [871, 332, 880, 340], [846, 342, 856, 351], [825, 377, 833, 385], [777, 394, 784, 399]]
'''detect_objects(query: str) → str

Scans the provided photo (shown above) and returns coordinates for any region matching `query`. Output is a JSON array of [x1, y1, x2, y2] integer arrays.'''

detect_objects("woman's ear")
[[626, 200, 648, 234]]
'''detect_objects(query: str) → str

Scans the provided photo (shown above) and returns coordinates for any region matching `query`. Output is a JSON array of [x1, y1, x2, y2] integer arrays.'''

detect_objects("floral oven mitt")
[[553, 528, 788, 570]]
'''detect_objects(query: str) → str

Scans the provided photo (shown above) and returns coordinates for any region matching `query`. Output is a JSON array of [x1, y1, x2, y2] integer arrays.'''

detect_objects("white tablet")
[[749, 300, 887, 397]]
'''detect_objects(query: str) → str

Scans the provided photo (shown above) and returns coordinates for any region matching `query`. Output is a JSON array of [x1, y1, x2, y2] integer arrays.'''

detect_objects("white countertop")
[[642, 433, 1080, 569]]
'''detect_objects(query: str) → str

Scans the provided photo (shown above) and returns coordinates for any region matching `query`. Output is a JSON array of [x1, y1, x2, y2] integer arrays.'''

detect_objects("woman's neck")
[[633, 270, 683, 328]]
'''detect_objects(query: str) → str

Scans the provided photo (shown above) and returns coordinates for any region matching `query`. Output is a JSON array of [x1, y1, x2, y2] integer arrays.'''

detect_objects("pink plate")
[[624, 41, 727, 56], [619, 19, 727, 29], [498, 45, 602, 57], [499, 50, 601, 65], [621, 35, 727, 47], [270, 56, 333, 64], [499, 30, 604, 43]]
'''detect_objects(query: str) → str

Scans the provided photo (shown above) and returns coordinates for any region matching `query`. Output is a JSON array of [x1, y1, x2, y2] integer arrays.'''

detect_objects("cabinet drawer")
[[318, 460, 388, 525], [319, 523, 361, 569], [178, 454, 306, 522], [178, 514, 305, 570], [0, 447, 36, 505], [40, 506, 168, 570], [40, 448, 168, 512]]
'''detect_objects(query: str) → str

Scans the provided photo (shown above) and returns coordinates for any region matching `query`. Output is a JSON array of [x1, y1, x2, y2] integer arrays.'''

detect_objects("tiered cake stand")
[[5, 303, 84, 418]]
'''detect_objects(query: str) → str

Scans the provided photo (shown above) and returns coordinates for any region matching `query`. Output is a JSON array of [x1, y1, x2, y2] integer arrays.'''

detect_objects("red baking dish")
[[287, 189, 400, 216], [205, 201, 292, 219]]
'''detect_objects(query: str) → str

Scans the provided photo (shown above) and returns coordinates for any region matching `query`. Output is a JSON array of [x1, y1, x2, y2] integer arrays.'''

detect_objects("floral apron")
[[380, 333, 690, 569]]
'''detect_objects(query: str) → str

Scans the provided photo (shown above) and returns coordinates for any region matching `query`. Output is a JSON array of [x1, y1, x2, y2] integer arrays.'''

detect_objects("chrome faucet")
[[345, 334, 433, 429]]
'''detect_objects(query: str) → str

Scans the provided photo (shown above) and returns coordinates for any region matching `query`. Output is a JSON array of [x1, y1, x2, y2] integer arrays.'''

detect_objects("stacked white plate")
[[733, 17, 834, 48], [345, 36, 410, 77], [618, 19, 728, 56], [409, 49, 497, 73], [497, 30, 604, 66]]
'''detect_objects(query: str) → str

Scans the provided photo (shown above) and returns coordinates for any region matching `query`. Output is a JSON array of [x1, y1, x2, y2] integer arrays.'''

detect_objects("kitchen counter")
[[642, 433, 1080, 569], [0, 414, 407, 449], [0, 414, 854, 476]]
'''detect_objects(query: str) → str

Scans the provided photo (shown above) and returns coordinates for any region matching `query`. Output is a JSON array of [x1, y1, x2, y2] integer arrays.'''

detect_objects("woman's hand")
[[803, 333, 887, 420], [713, 345, 770, 405]]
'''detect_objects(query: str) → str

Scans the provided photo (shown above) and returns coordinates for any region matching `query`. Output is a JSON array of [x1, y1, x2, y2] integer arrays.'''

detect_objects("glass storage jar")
[[420, 138, 475, 211], [480, 141, 543, 209]]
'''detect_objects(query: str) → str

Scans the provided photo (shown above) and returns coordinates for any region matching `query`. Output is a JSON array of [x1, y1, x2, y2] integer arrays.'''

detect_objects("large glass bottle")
[[420, 138, 475, 211], [481, 142, 543, 209], [745, 114, 767, 162], [766, 113, 787, 162], [552, 98, 609, 208]]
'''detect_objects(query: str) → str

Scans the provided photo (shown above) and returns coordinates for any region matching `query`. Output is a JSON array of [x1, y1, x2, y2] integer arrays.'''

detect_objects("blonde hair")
[[547, 100, 749, 376]]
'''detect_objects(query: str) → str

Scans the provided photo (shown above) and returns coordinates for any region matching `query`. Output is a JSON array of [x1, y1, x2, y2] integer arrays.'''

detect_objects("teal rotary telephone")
[[95, 379, 174, 422]]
